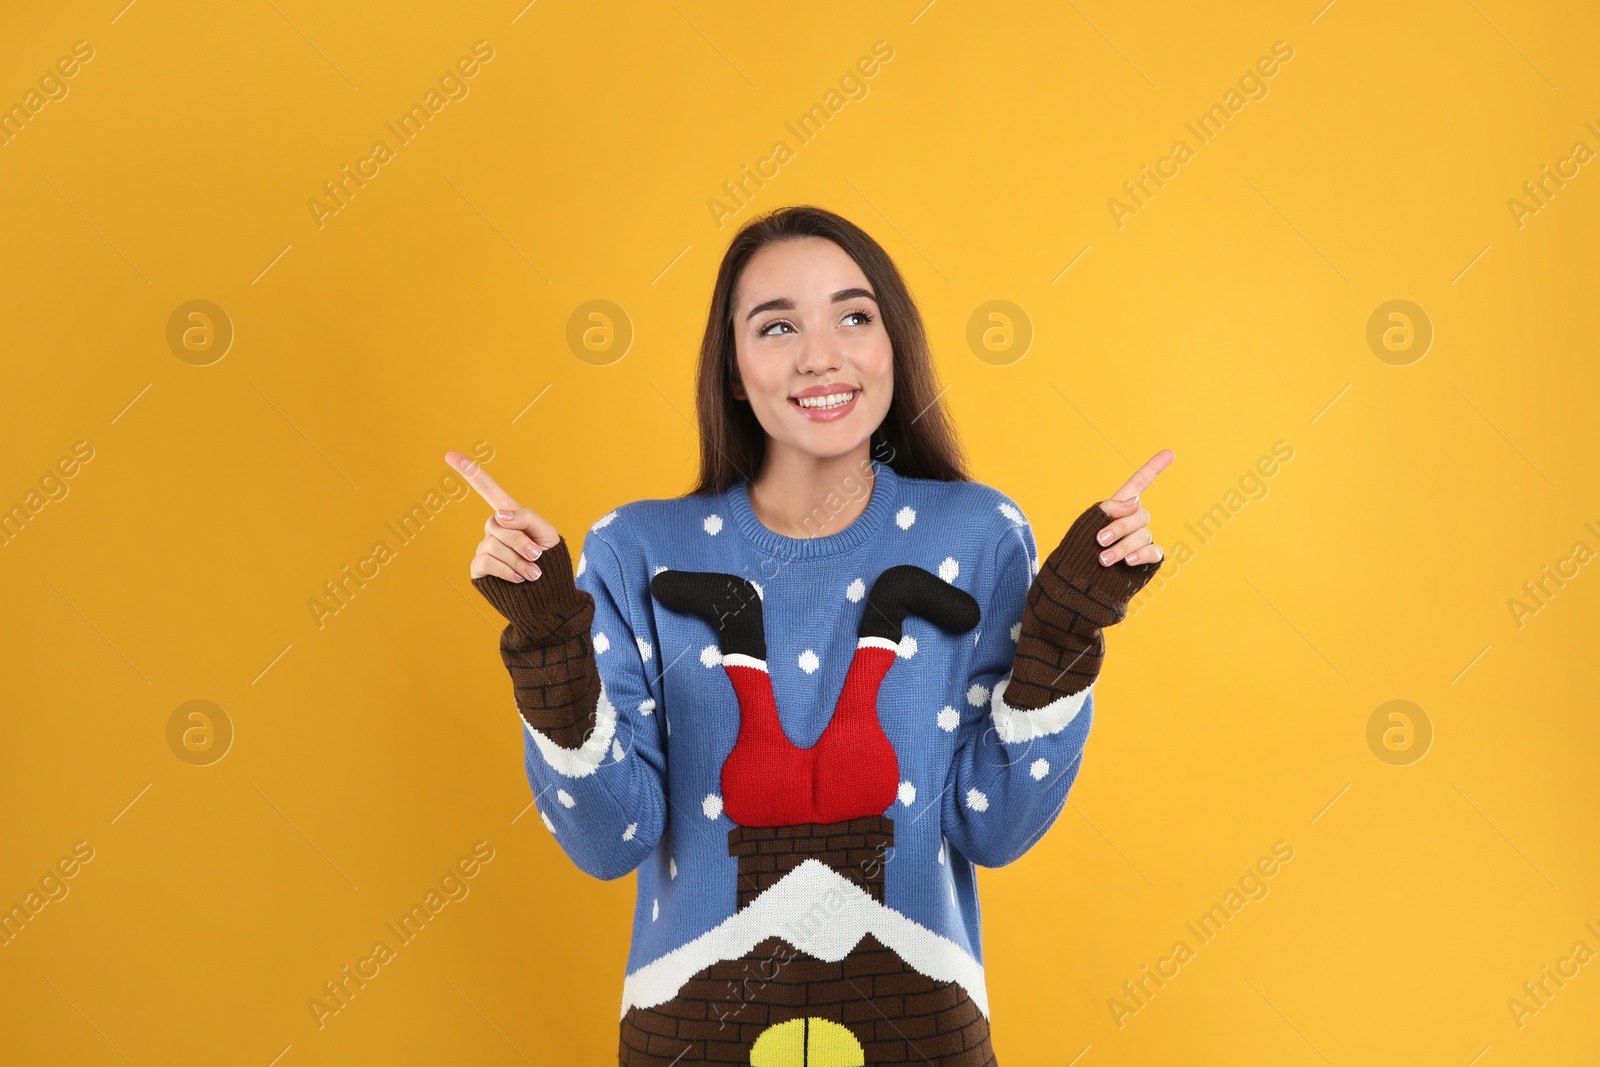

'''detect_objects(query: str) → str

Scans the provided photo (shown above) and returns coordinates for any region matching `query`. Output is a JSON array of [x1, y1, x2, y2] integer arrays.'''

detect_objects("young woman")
[[446, 205, 1171, 1065]]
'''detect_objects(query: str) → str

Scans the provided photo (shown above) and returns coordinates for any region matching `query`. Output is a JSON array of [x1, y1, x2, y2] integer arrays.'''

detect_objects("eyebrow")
[[743, 287, 878, 322]]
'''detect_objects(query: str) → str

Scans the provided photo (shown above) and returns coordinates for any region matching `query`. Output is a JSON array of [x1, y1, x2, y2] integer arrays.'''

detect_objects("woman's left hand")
[[1094, 449, 1175, 567]]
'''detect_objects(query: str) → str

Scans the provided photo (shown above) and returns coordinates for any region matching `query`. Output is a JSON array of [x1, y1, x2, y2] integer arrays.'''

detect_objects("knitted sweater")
[[473, 460, 1161, 1065]]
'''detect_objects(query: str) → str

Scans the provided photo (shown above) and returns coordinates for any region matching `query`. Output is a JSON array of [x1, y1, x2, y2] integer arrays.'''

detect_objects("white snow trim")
[[523, 681, 616, 778], [721, 653, 768, 672], [619, 859, 989, 1019], [989, 677, 1092, 744], [858, 636, 899, 653]]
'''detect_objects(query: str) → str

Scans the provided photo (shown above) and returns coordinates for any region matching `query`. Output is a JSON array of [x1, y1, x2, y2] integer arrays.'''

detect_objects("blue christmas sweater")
[[472, 459, 1161, 1065]]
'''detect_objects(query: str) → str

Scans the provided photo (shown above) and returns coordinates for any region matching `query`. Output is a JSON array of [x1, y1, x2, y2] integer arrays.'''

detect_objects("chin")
[[782, 430, 871, 463]]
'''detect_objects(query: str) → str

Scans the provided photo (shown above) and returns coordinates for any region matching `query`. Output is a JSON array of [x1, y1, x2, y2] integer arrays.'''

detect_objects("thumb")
[[1097, 492, 1141, 518], [495, 508, 561, 549]]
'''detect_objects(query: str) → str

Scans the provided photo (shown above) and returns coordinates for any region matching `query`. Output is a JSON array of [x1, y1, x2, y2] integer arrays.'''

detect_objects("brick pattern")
[[472, 538, 604, 749], [618, 933, 996, 1065], [1005, 501, 1162, 710], [726, 816, 895, 910], [617, 816, 996, 1064], [495, 631, 602, 748]]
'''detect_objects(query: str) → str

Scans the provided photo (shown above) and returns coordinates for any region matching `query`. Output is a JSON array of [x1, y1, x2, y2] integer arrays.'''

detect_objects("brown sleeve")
[[470, 537, 603, 750], [1004, 501, 1164, 711]]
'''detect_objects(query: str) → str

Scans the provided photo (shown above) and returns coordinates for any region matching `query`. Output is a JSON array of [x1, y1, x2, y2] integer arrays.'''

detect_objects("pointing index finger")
[[445, 450, 521, 511], [1111, 449, 1175, 503]]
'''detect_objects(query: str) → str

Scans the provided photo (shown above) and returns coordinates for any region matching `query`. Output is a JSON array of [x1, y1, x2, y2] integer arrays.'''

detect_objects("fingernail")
[[526, 564, 541, 579], [1100, 550, 1114, 565], [1119, 494, 1140, 507], [523, 544, 539, 560], [497, 508, 515, 519], [1126, 551, 1138, 564], [1097, 528, 1114, 546]]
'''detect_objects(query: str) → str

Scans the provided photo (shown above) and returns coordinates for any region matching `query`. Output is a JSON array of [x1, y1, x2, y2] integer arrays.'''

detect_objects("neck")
[[746, 440, 878, 539]]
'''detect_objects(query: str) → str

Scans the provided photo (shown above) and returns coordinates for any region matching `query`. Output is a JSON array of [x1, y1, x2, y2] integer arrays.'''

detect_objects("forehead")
[[735, 237, 871, 309]]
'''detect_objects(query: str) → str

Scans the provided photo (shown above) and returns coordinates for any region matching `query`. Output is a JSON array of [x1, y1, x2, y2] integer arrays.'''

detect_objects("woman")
[[446, 204, 1171, 1065]]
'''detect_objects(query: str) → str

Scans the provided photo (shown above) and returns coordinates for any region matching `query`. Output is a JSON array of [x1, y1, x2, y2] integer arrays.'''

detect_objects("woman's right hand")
[[445, 450, 563, 584]]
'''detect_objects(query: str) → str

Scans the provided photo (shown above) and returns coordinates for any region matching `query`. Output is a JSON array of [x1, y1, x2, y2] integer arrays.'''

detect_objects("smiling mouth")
[[790, 389, 858, 410]]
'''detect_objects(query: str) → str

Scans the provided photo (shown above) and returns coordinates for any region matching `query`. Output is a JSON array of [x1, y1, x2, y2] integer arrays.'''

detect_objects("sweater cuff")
[[1042, 501, 1164, 627], [470, 537, 593, 646]]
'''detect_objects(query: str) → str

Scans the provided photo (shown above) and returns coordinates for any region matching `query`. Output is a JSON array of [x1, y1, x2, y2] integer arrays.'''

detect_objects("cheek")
[[737, 356, 785, 405], [731, 343, 760, 395], [865, 338, 895, 389]]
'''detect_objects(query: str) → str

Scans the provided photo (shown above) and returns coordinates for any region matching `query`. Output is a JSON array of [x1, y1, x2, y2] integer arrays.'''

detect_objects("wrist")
[[1038, 502, 1162, 628], [472, 537, 592, 645]]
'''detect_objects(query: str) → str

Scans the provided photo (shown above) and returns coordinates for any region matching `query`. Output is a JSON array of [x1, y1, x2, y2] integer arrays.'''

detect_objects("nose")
[[794, 331, 842, 376]]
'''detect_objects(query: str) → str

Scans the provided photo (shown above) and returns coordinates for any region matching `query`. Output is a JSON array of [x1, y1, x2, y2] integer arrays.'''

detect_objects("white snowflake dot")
[[1010, 621, 1022, 642], [846, 578, 865, 602], [703, 514, 723, 536], [965, 788, 989, 812], [937, 839, 945, 865], [702, 793, 723, 819], [998, 501, 1025, 525], [700, 644, 723, 668], [652, 898, 659, 921], [1032, 554, 1042, 576], [938, 557, 960, 583], [594, 632, 610, 654], [622, 822, 637, 841], [636, 636, 653, 661], [638, 698, 656, 716], [896, 505, 917, 530], [798, 649, 820, 674], [1030, 758, 1050, 780], [540, 810, 555, 832], [897, 781, 916, 806], [751, 580, 763, 600], [612, 738, 625, 762], [591, 510, 618, 530], [973, 629, 981, 647], [557, 789, 576, 808], [653, 564, 669, 575], [898, 634, 917, 659], [937, 706, 960, 732], [951, 882, 958, 906], [967, 683, 990, 707], [575, 551, 587, 577], [669, 856, 678, 879]]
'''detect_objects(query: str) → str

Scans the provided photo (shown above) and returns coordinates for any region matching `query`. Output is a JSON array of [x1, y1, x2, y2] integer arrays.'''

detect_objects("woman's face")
[[730, 236, 893, 464]]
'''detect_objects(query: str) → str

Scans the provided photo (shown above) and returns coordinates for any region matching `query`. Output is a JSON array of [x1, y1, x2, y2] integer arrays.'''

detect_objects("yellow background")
[[3, 0, 1597, 1063]]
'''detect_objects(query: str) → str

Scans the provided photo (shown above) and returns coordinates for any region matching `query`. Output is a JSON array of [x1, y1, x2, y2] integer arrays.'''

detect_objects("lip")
[[789, 383, 858, 399], [789, 387, 859, 422]]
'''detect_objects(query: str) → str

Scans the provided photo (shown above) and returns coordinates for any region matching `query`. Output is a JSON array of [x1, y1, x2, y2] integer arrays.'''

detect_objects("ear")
[[730, 373, 746, 401]]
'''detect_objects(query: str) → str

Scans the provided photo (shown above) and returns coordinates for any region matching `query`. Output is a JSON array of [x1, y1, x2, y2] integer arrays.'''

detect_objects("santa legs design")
[[631, 565, 997, 1065]]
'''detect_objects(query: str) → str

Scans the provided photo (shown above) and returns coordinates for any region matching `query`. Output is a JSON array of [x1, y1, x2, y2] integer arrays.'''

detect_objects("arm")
[[940, 502, 1162, 868], [473, 531, 668, 880]]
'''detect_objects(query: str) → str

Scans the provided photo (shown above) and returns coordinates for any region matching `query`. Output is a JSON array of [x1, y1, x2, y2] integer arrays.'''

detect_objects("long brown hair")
[[687, 204, 969, 496]]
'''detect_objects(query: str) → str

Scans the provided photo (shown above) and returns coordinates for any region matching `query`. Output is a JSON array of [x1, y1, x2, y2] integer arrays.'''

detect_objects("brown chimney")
[[726, 816, 894, 910]]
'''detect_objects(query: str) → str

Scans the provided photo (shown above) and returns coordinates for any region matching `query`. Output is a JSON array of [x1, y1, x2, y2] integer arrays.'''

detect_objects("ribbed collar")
[[726, 460, 899, 560]]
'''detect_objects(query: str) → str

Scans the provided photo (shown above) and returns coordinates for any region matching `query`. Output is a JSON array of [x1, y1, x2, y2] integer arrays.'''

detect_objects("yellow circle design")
[[749, 1017, 865, 1066]]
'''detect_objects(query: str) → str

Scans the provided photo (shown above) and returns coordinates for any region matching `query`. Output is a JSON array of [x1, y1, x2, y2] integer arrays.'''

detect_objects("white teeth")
[[794, 390, 856, 410]]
